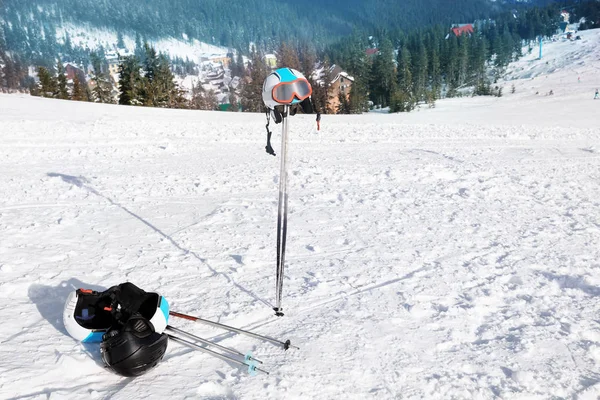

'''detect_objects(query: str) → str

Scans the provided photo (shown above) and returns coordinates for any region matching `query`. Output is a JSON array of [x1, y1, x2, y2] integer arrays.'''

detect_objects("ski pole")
[[168, 334, 269, 376], [274, 104, 290, 317], [166, 325, 263, 364], [169, 311, 298, 350]]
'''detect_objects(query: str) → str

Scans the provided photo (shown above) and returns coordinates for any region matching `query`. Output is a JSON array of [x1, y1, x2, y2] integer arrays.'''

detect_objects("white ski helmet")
[[262, 68, 312, 110]]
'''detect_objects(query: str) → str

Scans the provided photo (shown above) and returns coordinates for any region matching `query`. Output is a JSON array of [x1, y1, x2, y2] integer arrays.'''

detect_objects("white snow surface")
[[1, 32, 600, 399]]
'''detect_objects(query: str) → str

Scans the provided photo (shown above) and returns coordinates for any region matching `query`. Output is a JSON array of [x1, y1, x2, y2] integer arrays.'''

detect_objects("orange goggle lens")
[[272, 78, 312, 104]]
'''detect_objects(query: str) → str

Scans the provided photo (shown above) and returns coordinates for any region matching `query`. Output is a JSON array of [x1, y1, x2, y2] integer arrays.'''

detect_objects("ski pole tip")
[[283, 339, 299, 351], [273, 307, 284, 317], [248, 363, 270, 376], [245, 352, 264, 364], [256, 367, 270, 375]]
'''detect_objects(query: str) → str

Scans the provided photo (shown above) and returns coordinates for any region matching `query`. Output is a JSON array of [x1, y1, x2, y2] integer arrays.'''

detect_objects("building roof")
[[329, 64, 354, 84], [451, 24, 474, 37], [63, 62, 84, 71], [366, 48, 378, 56]]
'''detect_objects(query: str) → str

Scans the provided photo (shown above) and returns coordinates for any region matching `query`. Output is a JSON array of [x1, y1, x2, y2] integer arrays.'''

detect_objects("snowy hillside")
[[1, 31, 600, 400], [401, 29, 600, 129], [59, 23, 228, 62]]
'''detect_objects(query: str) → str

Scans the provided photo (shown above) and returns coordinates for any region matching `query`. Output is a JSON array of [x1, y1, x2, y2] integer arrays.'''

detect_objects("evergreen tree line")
[[27, 43, 190, 108], [574, 0, 600, 30], [1, 0, 498, 53], [31, 56, 109, 102], [0, 26, 33, 92], [6, 0, 598, 114], [325, 2, 575, 113], [117, 44, 187, 108], [239, 0, 592, 115], [27, 43, 223, 111]]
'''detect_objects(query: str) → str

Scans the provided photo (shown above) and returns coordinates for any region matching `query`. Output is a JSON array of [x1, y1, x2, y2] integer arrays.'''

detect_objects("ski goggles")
[[272, 78, 312, 104]]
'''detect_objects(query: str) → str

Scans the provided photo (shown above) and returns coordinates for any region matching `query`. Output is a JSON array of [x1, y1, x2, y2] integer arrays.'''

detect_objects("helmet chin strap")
[[265, 98, 322, 155], [265, 110, 276, 156], [264, 106, 289, 156]]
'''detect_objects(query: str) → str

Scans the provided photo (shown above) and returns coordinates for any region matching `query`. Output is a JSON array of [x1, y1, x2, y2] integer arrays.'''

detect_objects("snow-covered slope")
[[60, 23, 227, 61], [1, 31, 600, 400], [400, 29, 600, 129]]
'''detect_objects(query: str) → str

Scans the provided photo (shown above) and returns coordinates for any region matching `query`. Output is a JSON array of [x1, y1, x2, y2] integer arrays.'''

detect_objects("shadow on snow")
[[46, 172, 272, 308]]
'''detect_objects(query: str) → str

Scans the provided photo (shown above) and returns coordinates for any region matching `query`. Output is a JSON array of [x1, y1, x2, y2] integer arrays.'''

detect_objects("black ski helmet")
[[100, 314, 168, 377]]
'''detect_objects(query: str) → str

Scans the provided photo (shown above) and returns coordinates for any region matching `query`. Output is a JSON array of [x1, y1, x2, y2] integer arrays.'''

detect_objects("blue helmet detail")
[[275, 68, 298, 83], [159, 297, 170, 324], [82, 331, 105, 343]]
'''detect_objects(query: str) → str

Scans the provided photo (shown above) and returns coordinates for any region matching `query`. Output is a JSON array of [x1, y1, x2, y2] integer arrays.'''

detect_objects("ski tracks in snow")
[[1, 95, 600, 399]]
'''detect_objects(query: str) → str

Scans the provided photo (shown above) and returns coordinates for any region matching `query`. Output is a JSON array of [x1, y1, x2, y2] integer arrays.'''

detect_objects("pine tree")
[[397, 45, 416, 110], [472, 36, 489, 82], [91, 52, 113, 103], [3, 58, 18, 90], [348, 78, 369, 114], [389, 89, 415, 113], [397, 46, 413, 97], [341, 33, 372, 113], [512, 33, 522, 61], [277, 42, 301, 70], [154, 54, 179, 107], [191, 81, 207, 110], [37, 66, 57, 97], [143, 43, 159, 82], [56, 61, 69, 99], [118, 56, 142, 105], [205, 90, 219, 111], [492, 31, 505, 68], [430, 46, 442, 99], [228, 91, 239, 112], [117, 32, 126, 49], [312, 58, 334, 114], [139, 43, 161, 106], [72, 75, 85, 101], [134, 33, 145, 61], [168, 83, 189, 109], [230, 50, 245, 77], [64, 32, 73, 57], [0, 54, 5, 90], [502, 30, 515, 65], [14, 56, 28, 90], [457, 36, 470, 87], [191, 81, 203, 109], [240, 46, 268, 112], [0, 25, 6, 54], [0, 29, 6, 89], [445, 36, 459, 98], [299, 43, 316, 78], [370, 38, 397, 108], [235, 51, 246, 77], [336, 91, 350, 114], [413, 41, 428, 102]]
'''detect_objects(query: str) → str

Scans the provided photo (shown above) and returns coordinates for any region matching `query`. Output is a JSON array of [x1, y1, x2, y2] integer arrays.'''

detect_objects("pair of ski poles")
[[167, 105, 305, 373], [167, 310, 298, 376]]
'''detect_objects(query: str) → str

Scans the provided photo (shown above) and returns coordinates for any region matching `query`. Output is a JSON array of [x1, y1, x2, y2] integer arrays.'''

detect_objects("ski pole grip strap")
[[265, 116, 276, 156]]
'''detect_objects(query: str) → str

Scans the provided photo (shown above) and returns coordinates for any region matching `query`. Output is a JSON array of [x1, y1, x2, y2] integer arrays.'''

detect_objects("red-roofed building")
[[451, 24, 474, 37], [366, 48, 378, 57], [64, 63, 84, 81]]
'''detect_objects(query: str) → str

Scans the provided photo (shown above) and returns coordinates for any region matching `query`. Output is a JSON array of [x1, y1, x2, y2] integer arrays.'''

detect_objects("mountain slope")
[[2, 0, 499, 50]]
